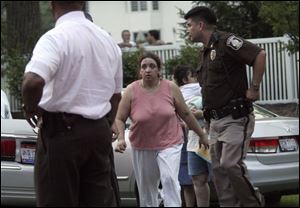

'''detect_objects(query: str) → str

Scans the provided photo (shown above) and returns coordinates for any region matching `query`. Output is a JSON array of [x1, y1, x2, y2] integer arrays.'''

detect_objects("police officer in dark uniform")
[[184, 6, 266, 207]]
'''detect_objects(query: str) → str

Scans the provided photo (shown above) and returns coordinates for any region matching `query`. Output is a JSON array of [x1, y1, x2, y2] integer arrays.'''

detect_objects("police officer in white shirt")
[[22, 1, 123, 206]]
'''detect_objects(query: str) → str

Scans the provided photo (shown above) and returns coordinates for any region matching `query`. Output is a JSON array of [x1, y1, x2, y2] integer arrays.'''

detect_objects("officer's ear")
[[199, 21, 205, 30]]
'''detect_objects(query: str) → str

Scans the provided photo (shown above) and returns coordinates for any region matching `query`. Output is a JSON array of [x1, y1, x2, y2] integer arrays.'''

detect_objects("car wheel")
[[264, 194, 281, 207]]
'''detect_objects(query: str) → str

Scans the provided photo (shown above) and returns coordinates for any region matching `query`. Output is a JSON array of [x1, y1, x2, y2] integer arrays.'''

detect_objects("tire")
[[264, 194, 281, 207]]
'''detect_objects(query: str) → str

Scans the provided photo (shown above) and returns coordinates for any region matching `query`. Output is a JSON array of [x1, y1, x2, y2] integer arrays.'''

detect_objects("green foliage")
[[39, 1, 55, 32], [259, 1, 299, 53], [164, 45, 202, 77], [122, 49, 145, 87], [1, 1, 56, 109], [188, 1, 299, 53], [122, 46, 203, 85], [193, 1, 273, 39], [280, 194, 299, 207], [4, 52, 29, 104]]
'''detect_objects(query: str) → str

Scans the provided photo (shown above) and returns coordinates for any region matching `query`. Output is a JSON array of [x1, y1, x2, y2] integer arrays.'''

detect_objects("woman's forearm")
[[115, 119, 126, 140]]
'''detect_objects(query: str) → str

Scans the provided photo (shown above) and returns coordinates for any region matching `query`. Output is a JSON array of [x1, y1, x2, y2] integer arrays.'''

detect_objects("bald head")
[[51, 1, 85, 20]]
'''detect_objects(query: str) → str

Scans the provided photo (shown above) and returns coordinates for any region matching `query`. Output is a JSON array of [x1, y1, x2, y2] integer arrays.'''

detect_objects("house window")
[[131, 1, 138, 12], [140, 1, 147, 11], [130, 1, 148, 12], [152, 1, 159, 10]]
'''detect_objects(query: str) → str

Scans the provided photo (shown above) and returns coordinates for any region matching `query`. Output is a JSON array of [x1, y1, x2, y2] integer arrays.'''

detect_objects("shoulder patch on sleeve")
[[226, 35, 243, 50]]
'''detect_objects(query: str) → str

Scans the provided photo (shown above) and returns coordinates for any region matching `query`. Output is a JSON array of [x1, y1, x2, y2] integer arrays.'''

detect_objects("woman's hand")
[[115, 138, 127, 153]]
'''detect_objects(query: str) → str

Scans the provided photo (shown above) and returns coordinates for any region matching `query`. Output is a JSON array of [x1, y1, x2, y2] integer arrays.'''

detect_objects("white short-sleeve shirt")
[[25, 11, 123, 119]]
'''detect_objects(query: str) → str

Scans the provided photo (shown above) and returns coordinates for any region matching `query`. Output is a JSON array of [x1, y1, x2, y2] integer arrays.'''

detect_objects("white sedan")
[[1, 104, 299, 206]]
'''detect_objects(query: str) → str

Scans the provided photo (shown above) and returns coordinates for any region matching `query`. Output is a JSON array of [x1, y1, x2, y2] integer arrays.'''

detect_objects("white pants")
[[132, 144, 183, 207]]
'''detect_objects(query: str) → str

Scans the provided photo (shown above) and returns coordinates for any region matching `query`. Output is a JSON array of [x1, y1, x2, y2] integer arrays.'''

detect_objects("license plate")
[[279, 137, 298, 152], [21, 147, 36, 164]]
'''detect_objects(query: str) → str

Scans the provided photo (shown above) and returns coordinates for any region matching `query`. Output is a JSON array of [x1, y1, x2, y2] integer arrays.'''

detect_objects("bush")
[[122, 49, 145, 87], [164, 44, 202, 77]]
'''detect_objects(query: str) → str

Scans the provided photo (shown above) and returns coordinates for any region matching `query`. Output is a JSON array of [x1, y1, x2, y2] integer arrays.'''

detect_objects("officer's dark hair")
[[52, 1, 85, 10], [138, 52, 161, 70], [173, 65, 195, 87], [148, 30, 160, 41], [184, 6, 217, 26]]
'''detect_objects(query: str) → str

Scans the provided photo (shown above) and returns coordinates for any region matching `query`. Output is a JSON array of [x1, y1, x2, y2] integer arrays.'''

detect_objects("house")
[[87, 1, 193, 44]]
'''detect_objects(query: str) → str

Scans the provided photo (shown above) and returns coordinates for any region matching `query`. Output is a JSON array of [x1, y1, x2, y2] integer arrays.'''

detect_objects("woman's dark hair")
[[138, 52, 161, 70], [173, 65, 195, 86]]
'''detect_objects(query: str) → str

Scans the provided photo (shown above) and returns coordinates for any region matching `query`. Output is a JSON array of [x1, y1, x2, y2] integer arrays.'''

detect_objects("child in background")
[[173, 65, 210, 207]]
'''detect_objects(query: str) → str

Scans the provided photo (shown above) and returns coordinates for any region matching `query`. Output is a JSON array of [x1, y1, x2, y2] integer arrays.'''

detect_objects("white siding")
[[87, 1, 193, 44]]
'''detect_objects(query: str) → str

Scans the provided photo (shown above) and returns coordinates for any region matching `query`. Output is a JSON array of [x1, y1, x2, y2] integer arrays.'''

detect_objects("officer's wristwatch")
[[251, 81, 260, 91]]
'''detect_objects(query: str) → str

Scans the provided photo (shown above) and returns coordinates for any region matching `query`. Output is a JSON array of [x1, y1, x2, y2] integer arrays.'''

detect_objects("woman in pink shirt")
[[115, 53, 208, 207]]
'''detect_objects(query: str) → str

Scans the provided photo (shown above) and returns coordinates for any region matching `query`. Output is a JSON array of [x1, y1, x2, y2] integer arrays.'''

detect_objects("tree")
[[1, 1, 41, 104], [5, 1, 41, 56], [181, 1, 298, 52], [194, 1, 273, 39], [259, 1, 299, 52]]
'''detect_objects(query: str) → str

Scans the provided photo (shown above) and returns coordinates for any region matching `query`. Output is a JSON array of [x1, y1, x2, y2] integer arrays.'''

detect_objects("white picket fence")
[[2, 36, 299, 112], [143, 36, 299, 105]]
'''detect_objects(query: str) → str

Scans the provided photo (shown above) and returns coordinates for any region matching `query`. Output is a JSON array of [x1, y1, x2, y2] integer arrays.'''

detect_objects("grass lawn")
[[280, 195, 299, 207]]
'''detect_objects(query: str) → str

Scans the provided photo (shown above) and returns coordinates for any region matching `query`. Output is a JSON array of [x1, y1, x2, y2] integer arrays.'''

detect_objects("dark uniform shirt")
[[198, 30, 262, 109]]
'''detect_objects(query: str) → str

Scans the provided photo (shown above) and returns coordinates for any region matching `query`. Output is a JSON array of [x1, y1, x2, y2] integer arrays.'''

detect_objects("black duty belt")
[[204, 98, 253, 121], [204, 106, 231, 120]]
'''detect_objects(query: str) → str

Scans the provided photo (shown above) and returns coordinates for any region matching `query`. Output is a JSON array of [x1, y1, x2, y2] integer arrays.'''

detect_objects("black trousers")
[[34, 112, 118, 207]]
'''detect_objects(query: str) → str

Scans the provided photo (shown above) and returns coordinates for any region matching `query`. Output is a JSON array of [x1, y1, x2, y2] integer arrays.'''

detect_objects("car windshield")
[[253, 104, 277, 119]]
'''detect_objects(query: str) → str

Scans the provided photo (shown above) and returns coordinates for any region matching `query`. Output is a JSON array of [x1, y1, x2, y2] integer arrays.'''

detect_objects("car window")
[[1, 90, 13, 119], [253, 104, 277, 119]]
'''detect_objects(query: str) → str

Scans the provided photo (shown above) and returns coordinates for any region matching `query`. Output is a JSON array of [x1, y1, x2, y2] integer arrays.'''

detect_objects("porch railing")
[[2, 36, 299, 112]]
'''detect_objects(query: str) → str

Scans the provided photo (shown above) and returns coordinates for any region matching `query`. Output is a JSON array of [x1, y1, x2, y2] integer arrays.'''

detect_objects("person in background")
[[173, 65, 210, 207], [118, 29, 136, 49], [177, 125, 196, 207], [184, 6, 266, 207], [22, 1, 122, 206], [146, 29, 165, 45], [114, 52, 208, 207]]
